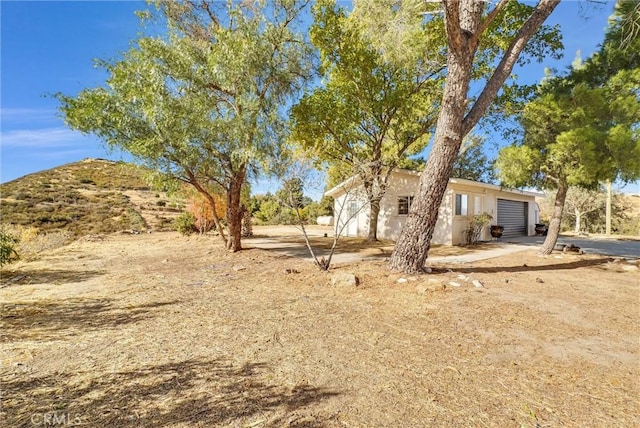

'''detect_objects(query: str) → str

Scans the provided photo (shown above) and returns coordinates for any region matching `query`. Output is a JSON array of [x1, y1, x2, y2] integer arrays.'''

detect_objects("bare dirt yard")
[[1, 228, 638, 427]]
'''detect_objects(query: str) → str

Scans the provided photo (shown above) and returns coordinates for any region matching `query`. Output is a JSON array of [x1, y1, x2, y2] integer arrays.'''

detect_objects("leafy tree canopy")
[[57, 0, 314, 250]]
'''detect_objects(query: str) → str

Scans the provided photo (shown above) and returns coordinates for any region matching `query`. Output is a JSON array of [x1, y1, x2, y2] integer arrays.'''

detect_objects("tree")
[[387, 0, 562, 273], [291, 0, 442, 241], [57, 0, 313, 252], [451, 135, 496, 183], [497, 1, 640, 255], [563, 187, 605, 233], [0, 227, 19, 267], [497, 74, 640, 253]]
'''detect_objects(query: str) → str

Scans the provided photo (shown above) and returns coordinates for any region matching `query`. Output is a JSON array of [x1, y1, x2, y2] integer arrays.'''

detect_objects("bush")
[[464, 213, 493, 245], [174, 212, 197, 236], [0, 227, 20, 266]]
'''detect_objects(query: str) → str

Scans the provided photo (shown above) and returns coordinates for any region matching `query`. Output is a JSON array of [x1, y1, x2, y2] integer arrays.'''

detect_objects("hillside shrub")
[[174, 212, 197, 235], [0, 227, 20, 266]]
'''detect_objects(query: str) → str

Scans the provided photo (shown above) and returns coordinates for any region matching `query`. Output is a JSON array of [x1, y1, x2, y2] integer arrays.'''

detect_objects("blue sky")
[[1, 0, 637, 196]]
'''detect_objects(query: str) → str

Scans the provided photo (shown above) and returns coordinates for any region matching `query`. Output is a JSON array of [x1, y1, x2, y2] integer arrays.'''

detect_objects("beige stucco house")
[[325, 169, 542, 245]]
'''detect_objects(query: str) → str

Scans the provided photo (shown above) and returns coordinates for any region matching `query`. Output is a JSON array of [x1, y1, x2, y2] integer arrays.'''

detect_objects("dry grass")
[[0, 159, 181, 237], [1, 231, 638, 427]]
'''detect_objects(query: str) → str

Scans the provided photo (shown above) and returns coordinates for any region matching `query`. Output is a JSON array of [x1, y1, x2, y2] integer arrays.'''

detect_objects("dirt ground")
[[1, 229, 638, 427]]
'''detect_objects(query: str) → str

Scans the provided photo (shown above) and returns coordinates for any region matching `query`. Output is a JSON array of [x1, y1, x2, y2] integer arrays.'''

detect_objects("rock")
[[284, 268, 300, 274], [397, 278, 408, 284], [233, 265, 247, 271], [621, 264, 638, 272], [536, 277, 544, 283], [424, 267, 433, 274], [448, 281, 461, 287], [471, 279, 484, 288], [416, 283, 446, 294], [331, 272, 359, 287], [563, 244, 581, 253], [457, 274, 469, 281]]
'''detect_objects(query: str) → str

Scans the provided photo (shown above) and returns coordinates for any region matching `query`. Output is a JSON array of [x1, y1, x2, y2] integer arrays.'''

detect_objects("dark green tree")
[[497, 1, 640, 254]]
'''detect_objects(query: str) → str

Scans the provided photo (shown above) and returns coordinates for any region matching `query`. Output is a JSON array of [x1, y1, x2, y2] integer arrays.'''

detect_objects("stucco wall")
[[332, 172, 539, 244]]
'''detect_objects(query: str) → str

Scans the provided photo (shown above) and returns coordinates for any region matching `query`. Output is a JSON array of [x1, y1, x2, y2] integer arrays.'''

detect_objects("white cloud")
[[0, 108, 57, 123], [0, 127, 86, 148]]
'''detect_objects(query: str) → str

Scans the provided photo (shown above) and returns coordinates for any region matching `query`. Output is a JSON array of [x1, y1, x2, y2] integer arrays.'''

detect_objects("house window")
[[347, 200, 358, 219], [455, 194, 468, 216], [398, 196, 414, 215]]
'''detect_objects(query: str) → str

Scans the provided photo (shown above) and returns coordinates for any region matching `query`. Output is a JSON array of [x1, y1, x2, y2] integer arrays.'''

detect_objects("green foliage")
[[292, 0, 440, 197], [0, 227, 20, 266], [497, 73, 640, 190], [57, 0, 314, 250], [276, 178, 305, 209], [451, 135, 496, 183], [174, 212, 197, 236]]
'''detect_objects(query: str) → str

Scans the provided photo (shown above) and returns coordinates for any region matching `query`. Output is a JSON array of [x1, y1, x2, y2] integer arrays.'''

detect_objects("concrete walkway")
[[503, 235, 639, 259], [246, 233, 638, 266], [246, 236, 534, 265]]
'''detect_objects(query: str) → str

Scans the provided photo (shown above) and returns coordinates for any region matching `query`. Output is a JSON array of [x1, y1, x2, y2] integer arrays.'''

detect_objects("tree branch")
[[462, 0, 560, 135]]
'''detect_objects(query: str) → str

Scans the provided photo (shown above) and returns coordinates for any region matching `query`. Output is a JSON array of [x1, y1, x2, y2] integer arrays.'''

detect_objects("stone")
[[621, 264, 638, 272], [472, 279, 484, 288], [397, 278, 408, 284], [536, 277, 544, 283], [233, 265, 247, 271], [448, 281, 461, 287], [331, 272, 359, 287]]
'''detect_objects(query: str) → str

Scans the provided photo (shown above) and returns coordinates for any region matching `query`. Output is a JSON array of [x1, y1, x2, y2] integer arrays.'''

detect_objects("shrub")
[[174, 212, 197, 236], [464, 213, 493, 245], [0, 227, 20, 266]]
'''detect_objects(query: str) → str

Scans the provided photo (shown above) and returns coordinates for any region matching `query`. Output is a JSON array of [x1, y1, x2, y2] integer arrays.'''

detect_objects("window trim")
[[455, 193, 469, 216], [398, 196, 414, 215]]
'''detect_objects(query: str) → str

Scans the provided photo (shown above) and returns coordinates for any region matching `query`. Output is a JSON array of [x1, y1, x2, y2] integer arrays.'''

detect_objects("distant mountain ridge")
[[0, 158, 182, 236]]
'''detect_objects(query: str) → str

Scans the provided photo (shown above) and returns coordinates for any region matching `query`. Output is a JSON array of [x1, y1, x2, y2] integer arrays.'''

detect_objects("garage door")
[[497, 199, 528, 237]]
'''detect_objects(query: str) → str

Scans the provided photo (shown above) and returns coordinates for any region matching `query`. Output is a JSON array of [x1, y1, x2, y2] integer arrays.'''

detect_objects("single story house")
[[325, 169, 542, 245]]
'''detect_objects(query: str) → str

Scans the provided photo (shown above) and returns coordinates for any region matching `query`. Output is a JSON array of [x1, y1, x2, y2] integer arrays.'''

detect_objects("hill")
[[0, 158, 183, 237]]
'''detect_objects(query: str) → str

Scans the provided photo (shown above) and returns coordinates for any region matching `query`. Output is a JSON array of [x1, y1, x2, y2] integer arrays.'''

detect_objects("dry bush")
[[185, 188, 227, 234], [2, 224, 73, 261]]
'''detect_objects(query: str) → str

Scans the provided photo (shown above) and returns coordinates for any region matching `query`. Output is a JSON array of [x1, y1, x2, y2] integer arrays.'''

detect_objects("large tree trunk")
[[367, 197, 382, 242], [388, 0, 560, 273], [388, 3, 480, 274], [226, 167, 246, 252], [540, 181, 568, 255]]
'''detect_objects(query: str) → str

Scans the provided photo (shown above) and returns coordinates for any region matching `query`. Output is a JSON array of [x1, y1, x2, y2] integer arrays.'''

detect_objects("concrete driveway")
[[503, 235, 639, 259], [246, 226, 639, 265]]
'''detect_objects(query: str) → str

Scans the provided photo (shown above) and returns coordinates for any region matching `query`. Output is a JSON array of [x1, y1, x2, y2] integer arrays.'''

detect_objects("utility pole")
[[605, 181, 611, 236]]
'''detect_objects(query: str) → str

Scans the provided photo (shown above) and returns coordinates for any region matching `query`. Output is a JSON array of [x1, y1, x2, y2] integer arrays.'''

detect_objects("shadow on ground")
[[452, 257, 612, 274], [1, 298, 178, 342], [2, 358, 340, 427], [0, 268, 105, 288]]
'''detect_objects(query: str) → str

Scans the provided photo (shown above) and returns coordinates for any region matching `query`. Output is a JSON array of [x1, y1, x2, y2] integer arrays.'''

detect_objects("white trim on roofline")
[[324, 169, 543, 198]]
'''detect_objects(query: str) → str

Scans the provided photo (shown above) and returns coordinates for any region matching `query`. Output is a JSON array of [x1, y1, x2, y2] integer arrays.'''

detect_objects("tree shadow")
[[450, 257, 612, 274], [1, 298, 178, 342], [1, 268, 105, 288], [2, 358, 341, 427]]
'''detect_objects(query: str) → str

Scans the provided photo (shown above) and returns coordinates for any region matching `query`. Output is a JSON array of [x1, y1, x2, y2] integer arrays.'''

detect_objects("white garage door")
[[497, 199, 528, 237]]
